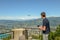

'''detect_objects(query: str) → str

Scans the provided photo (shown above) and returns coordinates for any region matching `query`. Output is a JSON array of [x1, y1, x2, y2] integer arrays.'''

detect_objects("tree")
[[48, 32, 55, 40], [55, 25, 60, 36], [53, 25, 60, 40], [48, 25, 60, 40]]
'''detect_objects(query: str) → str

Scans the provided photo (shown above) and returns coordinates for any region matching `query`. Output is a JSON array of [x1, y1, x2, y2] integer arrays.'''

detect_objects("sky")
[[0, 0, 60, 20]]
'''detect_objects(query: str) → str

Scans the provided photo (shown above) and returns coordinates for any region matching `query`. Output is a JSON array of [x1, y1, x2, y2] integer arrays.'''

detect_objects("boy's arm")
[[39, 26, 46, 31]]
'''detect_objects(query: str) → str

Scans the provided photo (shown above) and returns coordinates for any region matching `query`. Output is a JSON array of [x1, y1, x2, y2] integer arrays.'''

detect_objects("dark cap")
[[41, 12, 46, 15]]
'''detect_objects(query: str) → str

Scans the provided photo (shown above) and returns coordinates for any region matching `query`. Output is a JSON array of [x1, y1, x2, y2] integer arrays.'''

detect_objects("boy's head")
[[41, 12, 46, 19]]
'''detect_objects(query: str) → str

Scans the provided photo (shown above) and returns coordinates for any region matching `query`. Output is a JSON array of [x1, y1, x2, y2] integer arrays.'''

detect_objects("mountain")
[[0, 17, 60, 29]]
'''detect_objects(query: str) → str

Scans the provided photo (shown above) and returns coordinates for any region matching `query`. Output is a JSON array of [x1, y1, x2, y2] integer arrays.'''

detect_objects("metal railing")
[[0, 27, 56, 40], [24, 27, 42, 40], [22, 27, 56, 40]]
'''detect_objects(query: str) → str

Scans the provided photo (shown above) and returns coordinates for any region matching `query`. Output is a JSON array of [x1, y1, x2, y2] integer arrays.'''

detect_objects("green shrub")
[[48, 32, 55, 40], [31, 34, 43, 40], [54, 37, 60, 40], [48, 25, 60, 40]]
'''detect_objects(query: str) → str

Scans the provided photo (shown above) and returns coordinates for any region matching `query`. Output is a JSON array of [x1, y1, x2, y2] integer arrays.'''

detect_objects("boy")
[[39, 12, 50, 40]]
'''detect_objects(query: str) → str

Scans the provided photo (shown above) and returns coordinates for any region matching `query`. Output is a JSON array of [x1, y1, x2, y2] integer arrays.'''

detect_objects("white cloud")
[[0, 16, 40, 20]]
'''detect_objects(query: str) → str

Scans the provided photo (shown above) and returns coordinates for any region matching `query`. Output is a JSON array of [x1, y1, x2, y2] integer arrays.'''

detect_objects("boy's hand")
[[38, 26, 43, 30]]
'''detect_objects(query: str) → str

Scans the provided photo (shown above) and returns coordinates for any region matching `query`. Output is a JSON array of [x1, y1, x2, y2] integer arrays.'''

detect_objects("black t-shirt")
[[42, 18, 50, 34]]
